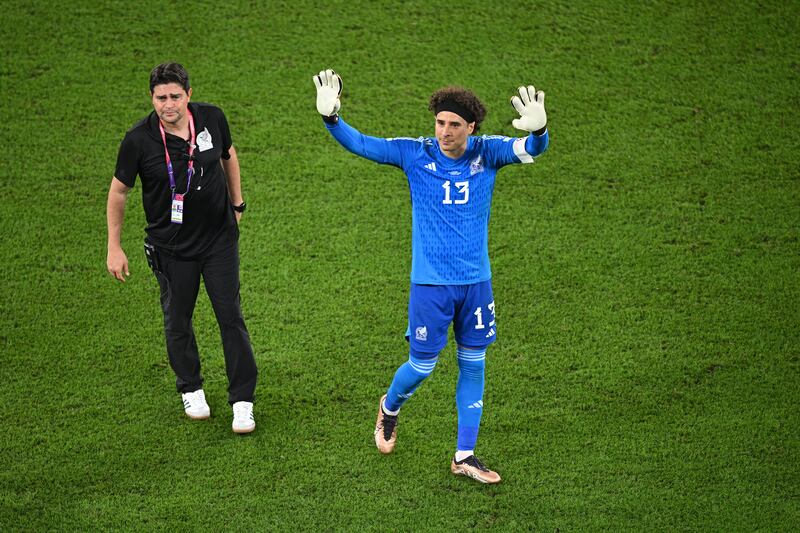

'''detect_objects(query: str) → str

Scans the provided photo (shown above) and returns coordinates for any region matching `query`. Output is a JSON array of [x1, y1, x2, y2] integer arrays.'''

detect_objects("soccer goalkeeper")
[[313, 69, 549, 484]]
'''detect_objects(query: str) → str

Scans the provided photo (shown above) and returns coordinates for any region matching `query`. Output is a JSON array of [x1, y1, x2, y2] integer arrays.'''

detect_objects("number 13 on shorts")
[[474, 301, 496, 338]]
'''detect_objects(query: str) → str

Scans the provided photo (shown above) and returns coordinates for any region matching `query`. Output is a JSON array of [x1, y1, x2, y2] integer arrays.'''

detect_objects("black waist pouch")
[[144, 240, 162, 273]]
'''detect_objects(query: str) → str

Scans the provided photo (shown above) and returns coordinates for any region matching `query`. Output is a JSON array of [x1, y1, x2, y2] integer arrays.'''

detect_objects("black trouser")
[[149, 234, 257, 404]]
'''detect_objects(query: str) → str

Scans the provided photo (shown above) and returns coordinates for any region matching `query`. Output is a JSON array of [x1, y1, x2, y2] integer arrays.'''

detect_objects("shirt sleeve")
[[324, 117, 412, 167], [114, 131, 140, 187], [481, 130, 549, 169], [217, 107, 232, 160]]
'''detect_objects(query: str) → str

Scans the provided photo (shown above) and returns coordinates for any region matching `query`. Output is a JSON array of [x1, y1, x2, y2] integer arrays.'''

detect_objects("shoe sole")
[[450, 462, 501, 484], [233, 425, 255, 434], [185, 412, 210, 420]]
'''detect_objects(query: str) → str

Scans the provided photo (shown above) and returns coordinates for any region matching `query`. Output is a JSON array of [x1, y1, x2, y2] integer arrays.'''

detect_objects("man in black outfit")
[[106, 62, 257, 434]]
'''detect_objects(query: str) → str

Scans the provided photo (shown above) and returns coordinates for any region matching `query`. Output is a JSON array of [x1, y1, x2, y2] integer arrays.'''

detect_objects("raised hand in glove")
[[511, 85, 547, 134], [313, 69, 343, 117]]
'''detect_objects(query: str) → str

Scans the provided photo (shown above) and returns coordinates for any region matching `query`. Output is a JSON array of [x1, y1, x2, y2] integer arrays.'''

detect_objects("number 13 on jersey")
[[442, 180, 469, 205]]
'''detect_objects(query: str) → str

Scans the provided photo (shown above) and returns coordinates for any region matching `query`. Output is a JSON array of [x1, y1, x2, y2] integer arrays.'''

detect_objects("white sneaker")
[[181, 389, 211, 420], [232, 401, 255, 434]]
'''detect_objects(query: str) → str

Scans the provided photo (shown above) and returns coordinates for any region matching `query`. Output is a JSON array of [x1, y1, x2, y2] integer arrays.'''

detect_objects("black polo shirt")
[[115, 102, 238, 258]]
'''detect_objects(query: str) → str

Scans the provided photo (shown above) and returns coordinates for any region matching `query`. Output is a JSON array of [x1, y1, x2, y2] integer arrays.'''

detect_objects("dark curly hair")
[[428, 86, 487, 133]]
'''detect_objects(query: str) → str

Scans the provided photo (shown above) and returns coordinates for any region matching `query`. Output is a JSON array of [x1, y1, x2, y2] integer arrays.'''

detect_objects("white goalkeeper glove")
[[313, 69, 342, 117], [511, 85, 547, 133]]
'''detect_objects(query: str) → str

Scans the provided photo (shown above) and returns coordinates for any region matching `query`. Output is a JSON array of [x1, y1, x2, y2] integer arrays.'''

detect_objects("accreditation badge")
[[171, 194, 184, 224]]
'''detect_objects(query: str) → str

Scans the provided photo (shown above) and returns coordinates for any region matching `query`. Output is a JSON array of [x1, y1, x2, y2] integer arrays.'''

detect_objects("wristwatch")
[[232, 201, 247, 213]]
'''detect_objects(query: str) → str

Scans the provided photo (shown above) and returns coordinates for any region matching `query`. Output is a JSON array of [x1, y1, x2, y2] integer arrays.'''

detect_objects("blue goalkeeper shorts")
[[405, 280, 497, 355]]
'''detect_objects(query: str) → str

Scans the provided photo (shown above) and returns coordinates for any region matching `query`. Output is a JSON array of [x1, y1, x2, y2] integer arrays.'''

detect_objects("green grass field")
[[1, 0, 798, 530]]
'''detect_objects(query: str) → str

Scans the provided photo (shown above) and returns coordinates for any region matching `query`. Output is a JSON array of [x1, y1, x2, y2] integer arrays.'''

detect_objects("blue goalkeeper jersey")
[[325, 118, 549, 285]]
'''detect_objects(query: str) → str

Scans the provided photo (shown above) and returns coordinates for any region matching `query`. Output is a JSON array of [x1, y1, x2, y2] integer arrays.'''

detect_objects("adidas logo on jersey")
[[424, 162, 437, 172]]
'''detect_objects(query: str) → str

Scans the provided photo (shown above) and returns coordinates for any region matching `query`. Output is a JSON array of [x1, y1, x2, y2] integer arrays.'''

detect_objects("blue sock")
[[385, 351, 439, 412], [455, 346, 486, 451]]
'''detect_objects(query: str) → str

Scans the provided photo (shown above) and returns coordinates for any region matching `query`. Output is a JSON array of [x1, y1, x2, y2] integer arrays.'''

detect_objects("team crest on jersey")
[[415, 326, 428, 341], [470, 155, 483, 175]]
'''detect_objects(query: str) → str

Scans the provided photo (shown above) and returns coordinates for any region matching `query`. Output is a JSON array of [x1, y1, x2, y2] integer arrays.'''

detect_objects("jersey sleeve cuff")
[[513, 137, 535, 163]]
